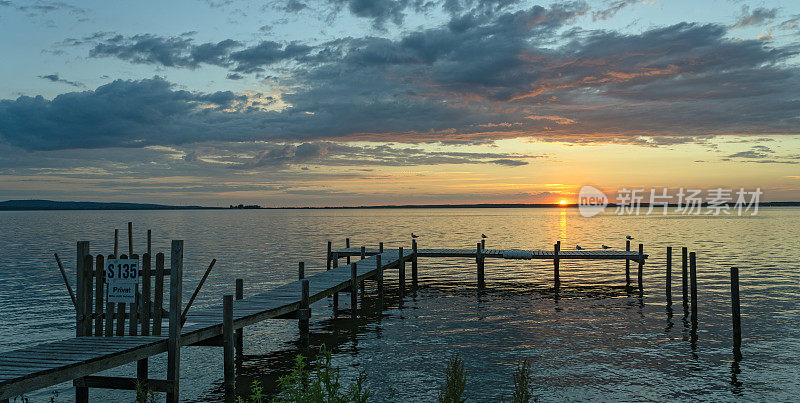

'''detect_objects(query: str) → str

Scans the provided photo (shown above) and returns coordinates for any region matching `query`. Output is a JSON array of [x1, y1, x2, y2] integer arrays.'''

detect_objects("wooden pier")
[[0, 238, 649, 402]]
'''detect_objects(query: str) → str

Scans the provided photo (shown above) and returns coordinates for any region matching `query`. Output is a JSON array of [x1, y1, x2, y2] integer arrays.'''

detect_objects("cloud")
[[89, 34, 242, 69], [37, 73, 83, 87], [592, 0, 636, 21], [733, 6, 778, 29], [1, 1, 86, 16]]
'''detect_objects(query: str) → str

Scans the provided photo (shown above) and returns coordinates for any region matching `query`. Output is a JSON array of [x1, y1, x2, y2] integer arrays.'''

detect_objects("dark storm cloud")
[[733, 6, 778, 28], [37, 73, 83, 87], [4, 3, 800, 151]]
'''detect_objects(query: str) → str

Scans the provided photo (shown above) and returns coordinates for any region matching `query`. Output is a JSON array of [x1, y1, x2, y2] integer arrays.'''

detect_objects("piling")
[[222, 294, 234, 403], [346, 238, 351, 264], [235, 278, 244, 372], [114, 229, 119, 257], [326, 241, 331, 271], [682, 247, 689, 307], [298, 262, 305, 280], [637, 243, 644, 291], [75, 241, 90, 403], [331, 255, 339, 314], [127, 222, 133, 256], [731, 267, 742, 360], [477, 242, 485, 289], [481, 239, 485, 251], [553, 241, 560, 290], [299, 279, 310, 347], [398, 247, 406, 298], [412, 239, 418, 287], [666, 247, 672, 306], [359, 247, 366, 296], [379, 242, 384, 253], [625, 240, 630, 288], [350, 263, 358, 316], [376, 254, 384, 305], [690, 251, 698, 327], [167, 240, 183, 403]]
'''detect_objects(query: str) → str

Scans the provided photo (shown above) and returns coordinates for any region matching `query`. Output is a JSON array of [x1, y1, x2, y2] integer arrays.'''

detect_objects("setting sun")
[[559, 200, 567, 205]]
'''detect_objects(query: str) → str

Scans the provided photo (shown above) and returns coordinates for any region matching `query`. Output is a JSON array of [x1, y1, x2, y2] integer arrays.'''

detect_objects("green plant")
[[134, 380, 157, 403], [510, 359, 534, 403], [437, 354, 466, 403], [265, 344, 370, 403]]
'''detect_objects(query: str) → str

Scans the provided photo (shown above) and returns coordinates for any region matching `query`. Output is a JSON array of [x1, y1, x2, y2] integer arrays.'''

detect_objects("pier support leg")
[[730, 267, 742, 360], [346, 238, 351, 265], [75, 241, 90, 403], [379, 242, 384, 253], [376, 254, 384, 307], [299, 279, 310, 349], [553, 241, 560, 291], [398, 247, 405, 301], [332, 257, 339, 315], [625, 240, 631, 290], [360, 247, 366, 297], [350, 263, 358, 317], [477, 243, 485, 290], [167, 240, 183, 403], [690, 252, 698, 327], [223, 294, 235, 403], [681, 247, 689, 311], [412, 240, 418, 288], [666, 247, 672, 306], [235, 278, 244, 373], [326, 241, 331, 271], [637, 243, 644, 292]]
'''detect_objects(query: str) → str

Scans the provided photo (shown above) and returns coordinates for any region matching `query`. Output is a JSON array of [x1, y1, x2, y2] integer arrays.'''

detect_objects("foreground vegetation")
[[236, 346, 537, 403]]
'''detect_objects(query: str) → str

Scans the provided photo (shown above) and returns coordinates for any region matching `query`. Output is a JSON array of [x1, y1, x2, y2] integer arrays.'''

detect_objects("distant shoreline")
[[1, 199, 799, 211]]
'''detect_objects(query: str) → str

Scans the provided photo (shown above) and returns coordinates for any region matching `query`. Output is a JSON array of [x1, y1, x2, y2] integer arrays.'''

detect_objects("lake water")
[[1, 208, 798, 401]]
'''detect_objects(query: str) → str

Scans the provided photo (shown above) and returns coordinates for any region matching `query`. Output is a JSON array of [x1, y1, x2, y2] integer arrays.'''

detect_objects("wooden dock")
[[0, 240, 648, 402]]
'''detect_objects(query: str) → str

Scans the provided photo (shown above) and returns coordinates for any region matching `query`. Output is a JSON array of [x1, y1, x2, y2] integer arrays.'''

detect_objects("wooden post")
[[379, 242, 384, 253], [359, 247, 366, 296], [114, 229, 119, 257], [625, 240, 631, 288], [147, 229, 151, 255], [730, 267, 742, 360], [153, 253, 165, 336], [666, 247, 672, 306], [481, 239, 485, 250], [299, 279, 310, 347], [167, 240, 183, 403], [326, 241, 332, 271], [690, 251, 698, 327], [637, 244, 644, 291], [127, 221, 133, 256], [298, 262, 305, 279], [104, 255, 114, 337], [138, 253, 151, 387], [412, 239, 418, 287], [346, 238, 351, 264], [75, 241, 90, 403], [94, 255, 104, 336], [332, 256, 339, 315], [477, 242, 485, 289], [399, 247, 405, 298], [681, 247, 689, 307], [129, 254, 139, 336], [350, 263, 358, 316], [235, 278, 244, 372], [553, 241, 560, 290], [223, 294, 235, 403], [376, 254, 384, 306]]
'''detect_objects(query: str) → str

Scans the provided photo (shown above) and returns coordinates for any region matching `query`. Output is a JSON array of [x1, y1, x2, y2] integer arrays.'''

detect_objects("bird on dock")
[[411, 233, 420, 238], [626, 235, 634, 240], [481, 234, 488, 239], [601, 245, 611, 249], [576, 245, 583, 250]]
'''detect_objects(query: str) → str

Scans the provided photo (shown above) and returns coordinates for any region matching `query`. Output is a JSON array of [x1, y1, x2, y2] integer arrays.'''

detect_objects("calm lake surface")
[[1, 208, 798, 401]]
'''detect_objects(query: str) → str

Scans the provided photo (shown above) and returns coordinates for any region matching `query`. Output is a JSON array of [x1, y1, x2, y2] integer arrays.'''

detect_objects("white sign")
[[106, 258, 139, 303], [107, 283, 136, 303]]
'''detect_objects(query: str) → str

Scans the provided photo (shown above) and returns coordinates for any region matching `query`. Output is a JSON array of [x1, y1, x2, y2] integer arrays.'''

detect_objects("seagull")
[[601, 245, 611, 249], [411, 233, 420, 238], [576, 245, 583, 250], [626, 235, 634, 240], [481, 234, 488, 239]]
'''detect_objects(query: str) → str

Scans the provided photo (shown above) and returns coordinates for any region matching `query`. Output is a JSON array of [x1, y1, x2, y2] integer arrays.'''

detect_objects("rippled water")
[[1, 208, 798, 401]]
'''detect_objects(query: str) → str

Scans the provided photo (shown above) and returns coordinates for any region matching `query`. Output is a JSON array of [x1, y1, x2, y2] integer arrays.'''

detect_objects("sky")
[[0, 0, 799, 207]]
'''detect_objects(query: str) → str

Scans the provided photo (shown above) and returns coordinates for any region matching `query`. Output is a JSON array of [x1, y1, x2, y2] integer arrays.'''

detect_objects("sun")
[[559, 200, 567, 206]]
